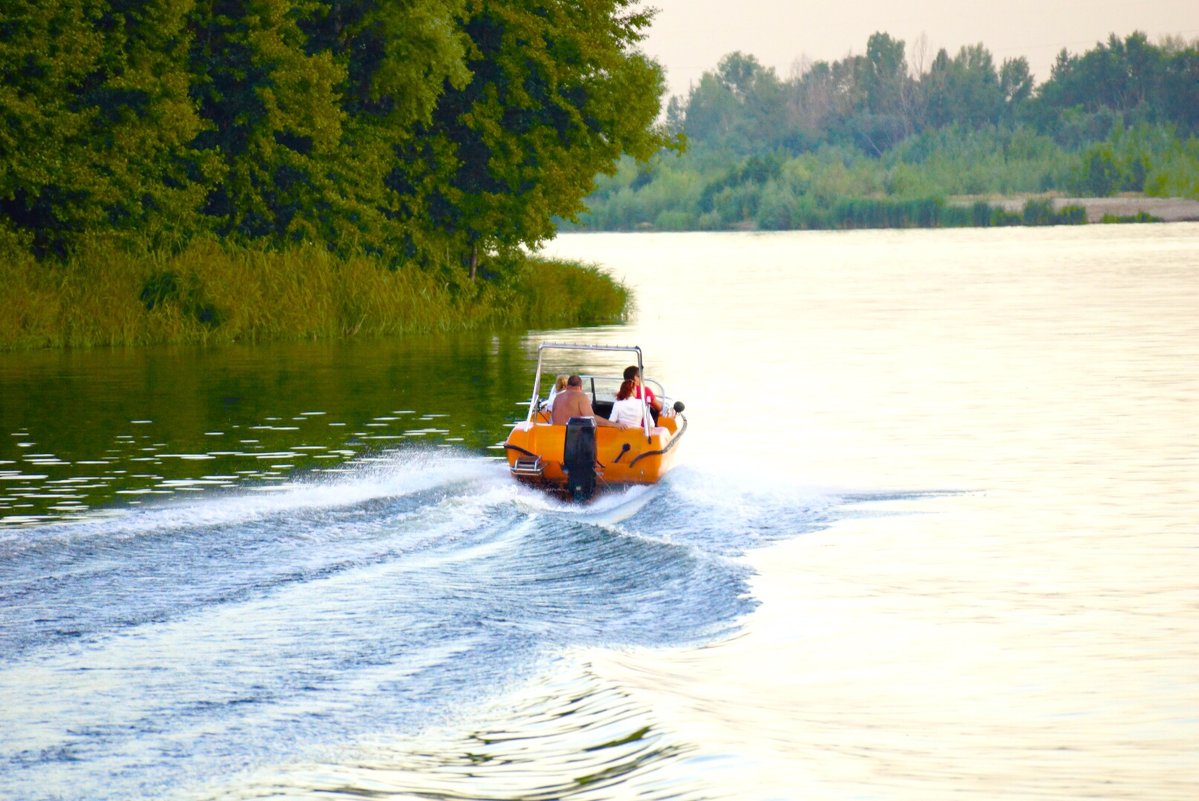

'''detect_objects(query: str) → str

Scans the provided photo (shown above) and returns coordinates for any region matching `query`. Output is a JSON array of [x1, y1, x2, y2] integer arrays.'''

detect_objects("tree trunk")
[[469, 245, 478, 281]]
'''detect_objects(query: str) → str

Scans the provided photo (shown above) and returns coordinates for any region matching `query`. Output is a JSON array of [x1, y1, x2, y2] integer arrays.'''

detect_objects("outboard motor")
[[563, 416, 597, 501]]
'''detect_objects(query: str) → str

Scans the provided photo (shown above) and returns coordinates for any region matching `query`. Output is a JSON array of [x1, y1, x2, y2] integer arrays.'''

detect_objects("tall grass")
[[751, 195, 1089, 230], [0, 237, 628, 350], [508, 258, 630, 328]]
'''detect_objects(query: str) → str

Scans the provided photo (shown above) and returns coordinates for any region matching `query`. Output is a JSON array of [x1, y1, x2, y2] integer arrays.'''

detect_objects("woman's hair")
[[553, 374, 569, 391], [616, 379, 636, 401]]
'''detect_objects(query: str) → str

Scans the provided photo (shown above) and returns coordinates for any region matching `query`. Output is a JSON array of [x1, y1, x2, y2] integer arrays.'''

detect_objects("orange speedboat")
[[504, 343, 687, 500]]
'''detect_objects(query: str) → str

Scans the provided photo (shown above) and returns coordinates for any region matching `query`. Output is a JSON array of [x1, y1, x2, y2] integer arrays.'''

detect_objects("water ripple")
[[198, 657, 704, 801], [0, 450, 829, 801]]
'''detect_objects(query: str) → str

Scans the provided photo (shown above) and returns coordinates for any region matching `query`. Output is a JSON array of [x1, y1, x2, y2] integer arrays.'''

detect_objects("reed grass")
[[0, 237, 629, 351], [740, 195, 1091, 231], [1100, 211, 1162, 224]]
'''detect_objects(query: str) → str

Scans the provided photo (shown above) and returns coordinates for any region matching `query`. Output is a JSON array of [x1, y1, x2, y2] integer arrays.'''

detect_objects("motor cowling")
[[563, 416, 597, 501]]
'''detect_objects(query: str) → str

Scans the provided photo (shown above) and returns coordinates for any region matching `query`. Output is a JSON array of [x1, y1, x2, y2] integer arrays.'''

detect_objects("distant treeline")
[[571, 32, 1199, 231]]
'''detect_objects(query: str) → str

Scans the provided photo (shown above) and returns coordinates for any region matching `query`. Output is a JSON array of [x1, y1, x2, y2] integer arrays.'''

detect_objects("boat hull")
[[504, 411, 685, 494]]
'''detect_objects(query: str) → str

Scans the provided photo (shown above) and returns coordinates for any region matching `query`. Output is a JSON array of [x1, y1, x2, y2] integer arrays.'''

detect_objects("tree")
[[664, 95, 686, 137], [999, 57, 1033, 121], [681, 70, 740, 145], [864, 32, 908, 117], [852, 32, 913, 152], [1035, 32, 1168, 126], [682, 52, 792, 154], [405, 0, 676, 278], [300, 0, 471, 258], [785, 59, 858, 149], [1161, 38, 1199, 136], [0, 0, 208, 257], [920, 45, 1003, 129], [1072, 143, 1118, 196], [188, 0, 347, 244], [942, 44, 1002, 128], [920, 48, 953, 128]]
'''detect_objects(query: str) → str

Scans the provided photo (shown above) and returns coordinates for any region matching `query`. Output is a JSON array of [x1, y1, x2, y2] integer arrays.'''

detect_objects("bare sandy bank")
[[952, 193, 1199, 223]]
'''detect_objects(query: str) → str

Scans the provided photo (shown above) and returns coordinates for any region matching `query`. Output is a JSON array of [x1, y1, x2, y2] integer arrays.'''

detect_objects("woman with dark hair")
[[608, 379, 648, 429], [623, 365, 662, 414]]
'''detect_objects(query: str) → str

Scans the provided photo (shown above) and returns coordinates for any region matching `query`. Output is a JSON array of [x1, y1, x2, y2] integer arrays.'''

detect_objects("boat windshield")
[[525, 342, 664, 429], [570, 375, 665, 404]]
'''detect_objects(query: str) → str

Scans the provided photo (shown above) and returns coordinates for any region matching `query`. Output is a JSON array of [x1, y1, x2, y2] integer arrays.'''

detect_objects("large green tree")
[[847, 32, 913, 153], [299, 0, 471, 258], [2, 0, 679, 267], [404, 0, 676, 277], [920, 44, 1002, 129], [188, 0, 347, 244], [682, 52, 787, 154], [0, 0, 207, 256], [1029, 31, 1199, 139]]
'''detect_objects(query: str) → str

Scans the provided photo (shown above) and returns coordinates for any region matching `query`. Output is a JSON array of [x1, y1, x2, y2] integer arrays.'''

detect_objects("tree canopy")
[[670, 31, 1199, 158], [576, 31, 1199, 232], [0, 0, 674, 267], [402, 0, 671, 277]]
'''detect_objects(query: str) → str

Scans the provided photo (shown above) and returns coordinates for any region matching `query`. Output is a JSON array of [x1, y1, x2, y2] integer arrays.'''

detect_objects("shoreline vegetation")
[[574, 193, 1199, 233], [950, 194, 1199, 224], [0, 241, 627, 351], [566, 32, 1199, 233], [1, 1, 669, 351], [6, 11, 1199, 351]]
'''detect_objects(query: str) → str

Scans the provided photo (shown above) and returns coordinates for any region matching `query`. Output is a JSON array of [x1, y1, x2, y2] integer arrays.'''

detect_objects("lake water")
[[2, 225, 1196, 800]]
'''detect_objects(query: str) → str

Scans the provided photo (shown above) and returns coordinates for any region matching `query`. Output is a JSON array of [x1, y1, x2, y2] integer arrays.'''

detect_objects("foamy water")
[[1, 448, 845, 800], [3, 225, 1197, 800]]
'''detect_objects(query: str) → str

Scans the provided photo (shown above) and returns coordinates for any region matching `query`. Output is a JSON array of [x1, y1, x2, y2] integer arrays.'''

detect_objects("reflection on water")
[[0, 333, 535, 524], [201, 658, 698, 801], [538, 225, 1199, 801], [3, 224, 1198, 801]]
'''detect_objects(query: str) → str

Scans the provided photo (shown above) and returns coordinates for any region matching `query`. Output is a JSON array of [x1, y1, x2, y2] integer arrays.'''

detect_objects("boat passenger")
[[609, 379, 649, 429], [623, 365, 663, 413], [540, 374, 569, 411], [551, 375, 623, 427]]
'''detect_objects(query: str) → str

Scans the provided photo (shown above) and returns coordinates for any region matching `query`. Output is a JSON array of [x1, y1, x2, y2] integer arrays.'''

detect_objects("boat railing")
[[525, 342, 658, 439]]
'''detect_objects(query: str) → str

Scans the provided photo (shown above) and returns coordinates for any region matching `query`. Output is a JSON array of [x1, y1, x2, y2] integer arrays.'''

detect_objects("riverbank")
[[951, 194, 1199, 223], [0, 240, 628, 351], [570, 191, 1199, 232]]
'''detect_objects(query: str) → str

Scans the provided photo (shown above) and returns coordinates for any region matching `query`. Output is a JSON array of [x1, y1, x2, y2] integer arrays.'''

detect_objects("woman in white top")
[[607, 379, 648, 429]]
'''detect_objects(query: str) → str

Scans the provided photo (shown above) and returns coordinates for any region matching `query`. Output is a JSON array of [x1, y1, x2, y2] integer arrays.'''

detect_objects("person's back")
[[551, 375, 589, 425], [551, 375, 620, 427], [551, 389, 590, 424]]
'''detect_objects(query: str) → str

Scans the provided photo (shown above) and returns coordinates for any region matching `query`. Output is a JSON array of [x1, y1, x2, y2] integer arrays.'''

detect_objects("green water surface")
[[0, 333, 542, 524]]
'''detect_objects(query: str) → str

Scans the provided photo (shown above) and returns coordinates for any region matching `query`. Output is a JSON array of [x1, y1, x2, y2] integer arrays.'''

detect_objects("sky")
[[639, 0, 1199, 99]]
